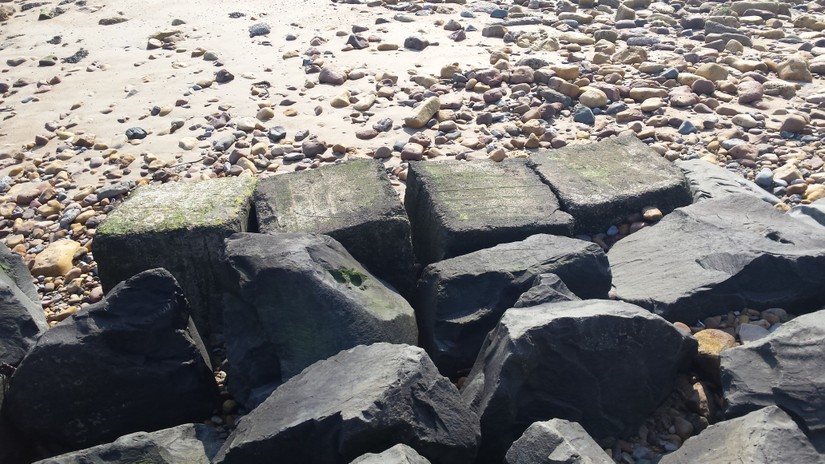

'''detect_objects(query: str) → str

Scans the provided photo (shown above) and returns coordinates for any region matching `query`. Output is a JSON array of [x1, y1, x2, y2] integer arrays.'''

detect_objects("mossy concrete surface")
[[404, 159, 573, 266], [254, 160, 414, 294], [93, 176, 258, 338], [529, 134, 692, 233]]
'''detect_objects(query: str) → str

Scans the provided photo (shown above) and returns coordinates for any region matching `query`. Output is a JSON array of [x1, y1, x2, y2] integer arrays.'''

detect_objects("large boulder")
[[404, 160, 573, 266], [610, 194, 825, 322], [659, 406, 821, 463], [32, 424, 224, 464], [3, 269, 219, 451], [529, 134, 691, 233], [721, 310, 825, 435], [0, 244, 47, 366], [93, 176, 257, 337], [254, 160, 415, 294], [460, 300, 697, 463], [350, 444, 431, 464], [675, 159, 781, 206], [504, 419, 612, 464], [213, 343, 480, 464], [416, 234, 610, 378], [222, 233, 418, 408], [788, 197, 825, 228]]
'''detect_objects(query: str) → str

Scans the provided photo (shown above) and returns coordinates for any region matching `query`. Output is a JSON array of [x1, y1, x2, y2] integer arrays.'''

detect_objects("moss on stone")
[[98, 177, 258, 235]]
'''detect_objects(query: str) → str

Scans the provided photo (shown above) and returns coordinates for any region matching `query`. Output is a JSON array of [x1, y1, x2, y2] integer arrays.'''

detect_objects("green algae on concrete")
[[528, 134, 692, 233], [404, 159, 573, 266], [254, 159, 414, 294], [93, 176, 258, 338]]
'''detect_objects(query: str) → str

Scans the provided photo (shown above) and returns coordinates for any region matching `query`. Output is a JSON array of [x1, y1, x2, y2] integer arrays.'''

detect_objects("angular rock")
[[788, 198, 825, 228], [254, 159, 414, 294], [213, 343, 480, 464], [416, 234, 610, 377], [350, 444, 431, 464], [528, 134, 691, 233], [461, 300, 696, 462], [675, 159, 781, 206], [659, 406, 821, 464], [32, 424, 224, 464], [222, 233, 417, 408], [514, 273, 580, 308], [405, 160, 573, 266], [93, 177, 257, 337], [4, 269, 219, 451], [404, 96, 440, 129], [504, 419, 612, 464], [610, 194, 825, 322], [721, 310, 825, 434], [0, 244, 47, 366]]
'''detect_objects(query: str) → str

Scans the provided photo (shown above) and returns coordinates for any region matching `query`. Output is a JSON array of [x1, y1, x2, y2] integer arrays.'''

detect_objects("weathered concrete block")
[[255, 160, 414, 294], [405, 160, 573, 266], [529, 134, 691, 233], [93, 177, 257, 337]]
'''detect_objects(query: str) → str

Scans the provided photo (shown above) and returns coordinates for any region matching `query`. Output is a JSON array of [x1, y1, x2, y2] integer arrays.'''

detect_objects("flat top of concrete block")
[[529, 134, 687, 209], [98, 177, 257, 235], [255, 159, 405, 234], [408, 160, 571, 232]]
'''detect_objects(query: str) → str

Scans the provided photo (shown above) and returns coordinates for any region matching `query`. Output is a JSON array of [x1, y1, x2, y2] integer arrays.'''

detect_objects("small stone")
[[579, 88, 608, 108], [642, 206, 663, 222], [257, 107, 276, 120], [32, 240, 81, 277], [573, 106, 595, 125], [403, 36, 429, 51], [737, 80, 763, 104], [777, 57, 812, 82], [738, 323, 770, 343], [404, 96, 440, 129], [732, 114, 758, 129], [780, 114, 807, 133], [319, 67, 347, 86], [125, 127, 147, 140], [400, 143, 424, 161], [249, 23, 271, 38], [215, 69, 235, 84], [695, 63, 729, 82]]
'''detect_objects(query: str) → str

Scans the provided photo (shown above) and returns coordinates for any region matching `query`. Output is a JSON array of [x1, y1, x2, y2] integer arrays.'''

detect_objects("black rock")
[[124, 127, 147, 140], [3, 269, 219, 452], [539, 88, 573, 108], [267, 126, 287, 142], [213, 343, 480, 464], [215, 69, 235, 84], [721, 310, 825, 435], [346, 34, 369, 49], [610, 194, 825, 322], [460, 300, 697, 462], [350, 444, 431, 464], [416, 234, 611, 378], [0, 243, 47, 367], [221, 233, 417, 408], [659, 406, 821, 464], [32, 424, 224, 464], [404, 36, 430, 51], [513, 273, 579, 308], [572, 105, 595, 125], [504, 419, 612, 464]]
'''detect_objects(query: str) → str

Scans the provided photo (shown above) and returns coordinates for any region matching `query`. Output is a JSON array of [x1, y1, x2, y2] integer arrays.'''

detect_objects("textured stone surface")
[[4, 269, 219, 451], [504, 419, 612, 464], [610, 194, 825, 322], [529, 134, 691, 232], [0, 244, 47, 366], [461, 300, 696, 462], [416, 234, 610, 377], [32, 424, 224, 464], [513, 273, 580, 308], [222, 233, 417, 408], [721, 310, 825, 434], [405, 160, 573, 266], [94, 176, 257, 337], [676, 159, 781, 205], [659, 406, 821, 464], [254, 159, 414, 294], [350, 444, 431, 464], [214, 343, 480, 464]]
